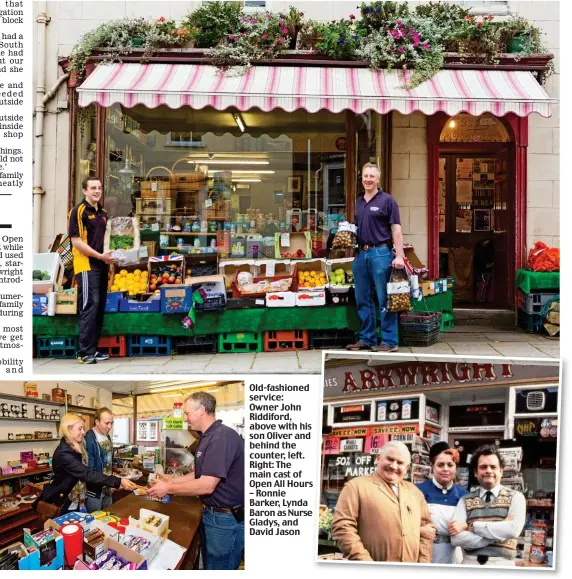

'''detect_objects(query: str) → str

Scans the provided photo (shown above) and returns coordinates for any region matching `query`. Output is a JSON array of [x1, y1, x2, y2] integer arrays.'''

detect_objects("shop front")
[[32, 58, 555, 353], [319, 357, 559, 566]]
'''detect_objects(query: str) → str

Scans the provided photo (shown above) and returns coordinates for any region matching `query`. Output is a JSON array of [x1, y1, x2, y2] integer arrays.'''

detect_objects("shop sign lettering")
[[515, 419, 538, 437], [340, 438, 364, 452], [162, 417, 184, 430], [335, 454, 376, 478], [372, 424, 418, 435], [341, 363, 514, 393], [332, 427, 369, 437], [391, 434, 415, 443], [323, 436, 340, 454]]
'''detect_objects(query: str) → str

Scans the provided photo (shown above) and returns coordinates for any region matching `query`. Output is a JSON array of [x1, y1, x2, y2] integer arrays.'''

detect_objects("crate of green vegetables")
[[104, 217, 141, 265], [33, 253, 64, 294]]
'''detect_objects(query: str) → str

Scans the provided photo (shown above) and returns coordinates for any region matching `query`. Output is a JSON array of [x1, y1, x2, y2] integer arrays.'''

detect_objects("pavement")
[[33, 325, 559, 375]]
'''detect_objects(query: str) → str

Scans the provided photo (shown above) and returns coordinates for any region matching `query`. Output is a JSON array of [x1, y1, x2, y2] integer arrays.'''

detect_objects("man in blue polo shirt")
[[347, 163, 405, 352], [148, 392, 244, 570]]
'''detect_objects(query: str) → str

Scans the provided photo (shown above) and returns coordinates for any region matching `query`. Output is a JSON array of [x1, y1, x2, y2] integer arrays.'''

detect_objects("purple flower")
[[283, 28, 289, 34], [229, 35, 235, 40], [349, 14, 355, 20], [423, 42, 430, 50], [262, 33, 268, 38], [376, 6, 381, 13], [279, 13, 285, 18], [398, 46, 404, 53], [280, 36, 285, 41]]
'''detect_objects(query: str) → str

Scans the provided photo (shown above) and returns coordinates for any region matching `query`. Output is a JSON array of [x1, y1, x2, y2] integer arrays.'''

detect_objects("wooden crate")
[[55, 289, 78, 315]]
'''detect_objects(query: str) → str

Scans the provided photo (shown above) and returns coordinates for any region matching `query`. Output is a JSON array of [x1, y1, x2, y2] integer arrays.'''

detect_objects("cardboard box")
[[404, 246, 428, 272], [123, 524, 161, 564], [292, 258, 328, 291], [135, 509, 169, 541], [187, 275, 227, 299], [74, 536, 147, 570], [22, 522, 64, 570], [24, 382, 39, 398], [160, 286, 191, 314], [254, 260, 291, 278], [55, 289, 78, 315], [275, 231, 312, 259], [326, 258, 354, 291], [32, 295, 49, 316], [108, 262, 149, 293], [420, 280, 435, 296], [434, 279, 448, 294], [119, 294, 161, 313], [266, 292, 296, 308], [218, 260, 254, 290], [296, 290, 327, 307], [0, 541, 28, 570]]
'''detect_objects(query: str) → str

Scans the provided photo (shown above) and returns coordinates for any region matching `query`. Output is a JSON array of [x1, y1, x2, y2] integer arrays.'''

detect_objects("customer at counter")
[[85, 407, 115, 513], [147, 392, 244, 570], [39, 413, 136, 514]]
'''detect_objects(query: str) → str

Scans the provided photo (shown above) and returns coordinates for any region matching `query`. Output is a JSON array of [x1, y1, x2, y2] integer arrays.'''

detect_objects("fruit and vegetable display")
[[329, 268, 354, 286], [149, 264, 184, 292], [33, 270, 51, 281], [110, 269, 148, 296], [298, 270, 328, 288], [240, 278, 292, 295], [280, 249, 307, 258]]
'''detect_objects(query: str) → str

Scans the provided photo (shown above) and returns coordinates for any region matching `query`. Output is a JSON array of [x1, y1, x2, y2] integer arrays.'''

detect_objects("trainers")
[[78, 355, 97, 364], [371, 344, 398, 353], [346, 341, 372, 351], [94, 351, 110, 361]]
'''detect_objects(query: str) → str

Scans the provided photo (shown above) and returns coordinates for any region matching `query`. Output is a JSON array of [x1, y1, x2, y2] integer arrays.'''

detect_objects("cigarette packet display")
[[137, 509, 170, 541]]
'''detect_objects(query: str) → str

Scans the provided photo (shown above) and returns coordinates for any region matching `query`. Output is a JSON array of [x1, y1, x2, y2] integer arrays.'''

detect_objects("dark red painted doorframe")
[[426, 113, 528, 308]]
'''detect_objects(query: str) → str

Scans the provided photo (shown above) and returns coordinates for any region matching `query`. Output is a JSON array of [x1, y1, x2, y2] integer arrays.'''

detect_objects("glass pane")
[[75, 104, 97, 205], [103, 105, 347, 259]]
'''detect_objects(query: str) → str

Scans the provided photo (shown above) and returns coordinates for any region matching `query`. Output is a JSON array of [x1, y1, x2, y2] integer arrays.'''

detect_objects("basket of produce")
[[399, 311, 442, 347], [387, 268, 411, 312], [232, 270, 293, 299]]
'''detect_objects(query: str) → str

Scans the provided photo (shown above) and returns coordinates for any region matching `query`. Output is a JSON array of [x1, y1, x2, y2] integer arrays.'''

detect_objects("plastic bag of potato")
[[332, 222, 357, 250]]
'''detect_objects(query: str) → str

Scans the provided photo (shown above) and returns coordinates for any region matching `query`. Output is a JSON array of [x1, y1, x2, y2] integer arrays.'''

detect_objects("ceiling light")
[[233, 112, 246, 133], [207, 170, 275, 175], [232, 179, 261, 183], [449, 120, 456, 128], [200, 160, 270, 165]]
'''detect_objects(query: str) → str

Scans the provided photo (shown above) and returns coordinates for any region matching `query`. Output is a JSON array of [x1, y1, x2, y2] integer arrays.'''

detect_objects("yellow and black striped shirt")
[[68, 200, 108, 274]]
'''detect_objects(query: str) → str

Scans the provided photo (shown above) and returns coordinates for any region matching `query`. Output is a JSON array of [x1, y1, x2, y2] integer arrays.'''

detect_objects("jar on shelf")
[[192, 221, 201, 233], [166, 462, 184, 478]]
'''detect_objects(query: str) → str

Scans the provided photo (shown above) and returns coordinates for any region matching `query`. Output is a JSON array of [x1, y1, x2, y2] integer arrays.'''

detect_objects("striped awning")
[[77, 63, 554, 118]]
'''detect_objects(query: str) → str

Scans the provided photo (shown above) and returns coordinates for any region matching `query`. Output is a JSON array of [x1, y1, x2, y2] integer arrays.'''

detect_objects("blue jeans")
[[86, 493, 112, 513], [352, 247, 398, 347], [200, 509, 244, 570]]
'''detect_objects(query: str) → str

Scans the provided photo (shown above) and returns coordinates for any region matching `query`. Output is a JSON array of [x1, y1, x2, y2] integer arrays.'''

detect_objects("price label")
[[151, 182, 158, 192], [266, 262, 276, 276], [280, 233, 290, 247], [205, 199, 213, 208], [162, 417, 184, 430]]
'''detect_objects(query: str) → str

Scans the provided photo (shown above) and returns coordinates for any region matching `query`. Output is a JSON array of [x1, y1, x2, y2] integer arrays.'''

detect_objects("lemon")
[[120, 269, 128, 276], [134, 269, 142, 276], [128, 290, 136, 296], [110, 285, 119, 292], [119, 286, 128, 292]]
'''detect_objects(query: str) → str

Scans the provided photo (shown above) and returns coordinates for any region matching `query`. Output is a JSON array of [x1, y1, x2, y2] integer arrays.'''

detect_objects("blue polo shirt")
[[195, 420, 244, 508], [355, 189, 400, 246]]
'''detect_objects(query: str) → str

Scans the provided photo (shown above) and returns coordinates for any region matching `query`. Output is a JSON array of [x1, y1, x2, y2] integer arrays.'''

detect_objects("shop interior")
[[0, 380, 244, 569]]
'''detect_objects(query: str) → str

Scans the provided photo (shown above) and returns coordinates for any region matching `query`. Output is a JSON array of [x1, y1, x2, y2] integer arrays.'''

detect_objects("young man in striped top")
[[68, 176, 115, 364]]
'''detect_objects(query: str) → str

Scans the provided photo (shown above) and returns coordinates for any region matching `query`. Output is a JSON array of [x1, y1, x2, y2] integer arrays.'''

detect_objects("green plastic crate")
[[441, 312, 455, 332], [217, 332, 263, 353], [412, 291, 453, 315]]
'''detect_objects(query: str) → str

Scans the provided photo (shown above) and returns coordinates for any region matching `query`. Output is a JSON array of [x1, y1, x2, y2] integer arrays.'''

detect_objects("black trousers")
[[77, 267, 108, 357]]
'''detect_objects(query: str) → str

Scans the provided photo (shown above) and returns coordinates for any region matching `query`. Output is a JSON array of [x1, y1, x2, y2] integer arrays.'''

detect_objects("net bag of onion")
[[386, 267, 411, 312], [331, 222, 357, 250]]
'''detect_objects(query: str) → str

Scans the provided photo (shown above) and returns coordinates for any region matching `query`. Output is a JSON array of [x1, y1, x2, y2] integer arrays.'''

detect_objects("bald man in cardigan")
[[332, 441, 432, 563]]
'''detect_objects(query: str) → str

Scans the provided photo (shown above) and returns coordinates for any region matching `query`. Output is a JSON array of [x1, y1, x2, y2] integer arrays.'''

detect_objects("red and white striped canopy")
[[77, 63, 554, 117]]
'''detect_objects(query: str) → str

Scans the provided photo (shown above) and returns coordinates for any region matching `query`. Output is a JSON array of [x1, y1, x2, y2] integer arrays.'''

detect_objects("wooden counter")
[[108, 493, 203, 570]]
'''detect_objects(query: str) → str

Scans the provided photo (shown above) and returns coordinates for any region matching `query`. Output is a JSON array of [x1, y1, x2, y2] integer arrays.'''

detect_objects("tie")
[[477, 491, 494, 565]]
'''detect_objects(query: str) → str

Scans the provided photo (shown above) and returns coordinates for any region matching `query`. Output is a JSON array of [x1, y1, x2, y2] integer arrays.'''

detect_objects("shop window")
[[424, 399, 441, 424], [332, 402, 372, 424], [375, 398, 419, 422], [449, 402, 505, 427], [440, 113, 511, 143], [103, 104, 349, 258], [75, 103, 97, 205]]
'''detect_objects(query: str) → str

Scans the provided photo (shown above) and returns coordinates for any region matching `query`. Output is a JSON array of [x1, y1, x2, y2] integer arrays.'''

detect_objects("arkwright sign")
[[323, 361, 559, 399]]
